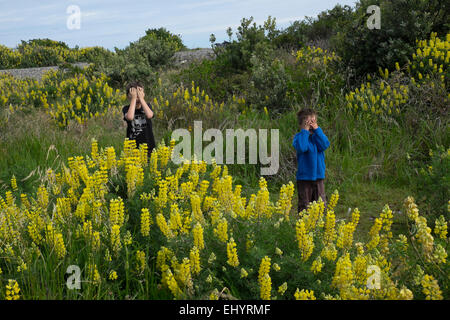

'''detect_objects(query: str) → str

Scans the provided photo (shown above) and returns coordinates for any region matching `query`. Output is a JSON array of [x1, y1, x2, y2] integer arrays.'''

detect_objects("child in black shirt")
[[122, 82, 156, 157]]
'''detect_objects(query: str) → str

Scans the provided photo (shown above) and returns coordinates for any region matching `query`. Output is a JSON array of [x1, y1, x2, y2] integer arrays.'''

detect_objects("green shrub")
[[18, 39, 70, 50], [247, 44, 291, 113], [211, 16, 278, 73], [286, 46, 345, 110], [105, 28, 185, 88], [173, 59, 250, 102], [332, 0, 449, 80], [274, 4, 354, 50], [413, 146, 450, 221], [0, 45, 21, 69], [144, 27, 186, 52], [121, 28, 184, 68]]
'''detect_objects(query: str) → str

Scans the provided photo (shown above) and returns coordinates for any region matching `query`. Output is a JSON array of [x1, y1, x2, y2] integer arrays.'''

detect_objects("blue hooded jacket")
[[292, 127, 330, 180]]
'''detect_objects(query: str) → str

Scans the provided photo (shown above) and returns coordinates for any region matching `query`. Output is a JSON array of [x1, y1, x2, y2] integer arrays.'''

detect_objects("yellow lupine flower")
[[434, 215, 448, 239], [295, 218, 314, 261], [226, 237, 239, 267], [109, 270, 118, 281], [141, 208, 151, 237], [310, 257, 323, 274], [421, 274, 443, 300], [189, 246, 201, 275], [278, 282, 287, 295], [294, 288, 315, 300], [11, 175, 18, 191], [258, 256, 272, 300], [5, 279, 20, 300], [156, 213, 172, 239], [193, 223, 205, 250], [213, 218, 228, 243], [110, 224, 122, 254], [136, 250, 146, 274]]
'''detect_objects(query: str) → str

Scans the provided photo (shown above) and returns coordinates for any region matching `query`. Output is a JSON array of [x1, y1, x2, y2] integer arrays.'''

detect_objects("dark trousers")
[[297, 179, 327, 214]]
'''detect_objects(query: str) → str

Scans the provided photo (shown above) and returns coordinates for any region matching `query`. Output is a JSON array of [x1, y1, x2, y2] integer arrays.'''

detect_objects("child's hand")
[[137, 87, 145, 101], [309, 118, 318, 130], [129, 87, 137, 100]]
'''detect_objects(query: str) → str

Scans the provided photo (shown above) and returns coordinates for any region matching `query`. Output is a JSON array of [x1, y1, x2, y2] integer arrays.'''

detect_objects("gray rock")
[[0, 62, 90, 81], [172, 48, 215, 66]]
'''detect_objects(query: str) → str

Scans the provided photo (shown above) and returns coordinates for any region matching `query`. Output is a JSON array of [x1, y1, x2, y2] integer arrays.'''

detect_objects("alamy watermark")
[[366, 265, 381, 289], [366, 5, 381, 30], [171, 121, 279, 176], [66, 265, 81, 289], [66, 5, 81, 30]]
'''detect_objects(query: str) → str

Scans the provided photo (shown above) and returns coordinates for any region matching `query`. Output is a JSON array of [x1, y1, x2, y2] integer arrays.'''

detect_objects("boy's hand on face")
[[310, 118, 318, 130], [129, 87, 137, 100], [137, 87, 145, 101]]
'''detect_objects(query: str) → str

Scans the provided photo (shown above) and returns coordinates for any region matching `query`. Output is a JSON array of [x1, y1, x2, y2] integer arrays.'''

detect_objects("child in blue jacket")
[[292, 108, 330, 213]]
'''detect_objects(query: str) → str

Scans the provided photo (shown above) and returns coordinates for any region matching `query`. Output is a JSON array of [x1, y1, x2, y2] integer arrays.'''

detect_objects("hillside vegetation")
[[0, 1, 448, 300]]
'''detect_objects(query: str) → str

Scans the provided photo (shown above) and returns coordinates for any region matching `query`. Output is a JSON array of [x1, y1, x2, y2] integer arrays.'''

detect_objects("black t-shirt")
[[122, 104, 156, 154]]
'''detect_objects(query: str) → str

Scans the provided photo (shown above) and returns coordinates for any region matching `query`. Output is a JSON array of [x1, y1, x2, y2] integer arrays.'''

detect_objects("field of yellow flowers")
[[0, 69, 126, 128], [0, 138, 447, 300], [345, 33, 449, 120]]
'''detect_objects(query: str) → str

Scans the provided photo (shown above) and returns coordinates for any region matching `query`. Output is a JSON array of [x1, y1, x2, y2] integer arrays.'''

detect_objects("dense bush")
[[247, 44, 291, 113], [211, 16, 278, 73], [344, 32, 449, 125], [18, 39, 70, 50], [273, 5, 354, 50], [413, 146, 450, 221], [144, 27, 186, 52], [178, 17, 284, 104], [106, 28, 185, 88], [287, 46, 345, 109], [0, 45, 21, 69], [333, 0, 449, 80]]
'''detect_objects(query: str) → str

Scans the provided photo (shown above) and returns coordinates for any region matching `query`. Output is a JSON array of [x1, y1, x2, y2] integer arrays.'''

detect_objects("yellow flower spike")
[[110, 224, 122, 254], [213, 218, 228, 243], [332, 253, 353, 293], [136, 250, 146, 274], [421, 274, 443, 300], [258, 256, 272, 300], [295, 218, 314, 261], [193, 223, 205, 250], [109, 270, 118, 281], [156, 213, 173, 239], [434, 215, 448, 239], [5, 280, 20, 300], [226, 237, 239, 267], [294, 288, 315, 300], [11, 175, 18, 191], [141, 208, 151, 237], [310, 257, 323, 274], [189, 246, 201, 275]]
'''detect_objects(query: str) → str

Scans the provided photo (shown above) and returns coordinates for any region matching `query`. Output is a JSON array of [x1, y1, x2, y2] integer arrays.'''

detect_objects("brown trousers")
[[297, 179, 327, 214]]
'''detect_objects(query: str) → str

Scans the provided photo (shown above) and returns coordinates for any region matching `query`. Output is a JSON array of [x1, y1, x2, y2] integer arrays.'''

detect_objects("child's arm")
[[137, 87, 154, 119], [311, 127, 330, 152], [292, 129, 314, 153], [124, 88, 137, 121]]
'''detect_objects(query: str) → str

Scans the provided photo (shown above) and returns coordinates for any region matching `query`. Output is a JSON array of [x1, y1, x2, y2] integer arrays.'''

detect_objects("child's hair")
[[297, 108, 316, 127], [126, 81, 144, 96]]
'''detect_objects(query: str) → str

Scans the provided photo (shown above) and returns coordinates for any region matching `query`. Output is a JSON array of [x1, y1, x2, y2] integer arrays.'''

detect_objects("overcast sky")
[[0, 0, 357, 49]]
